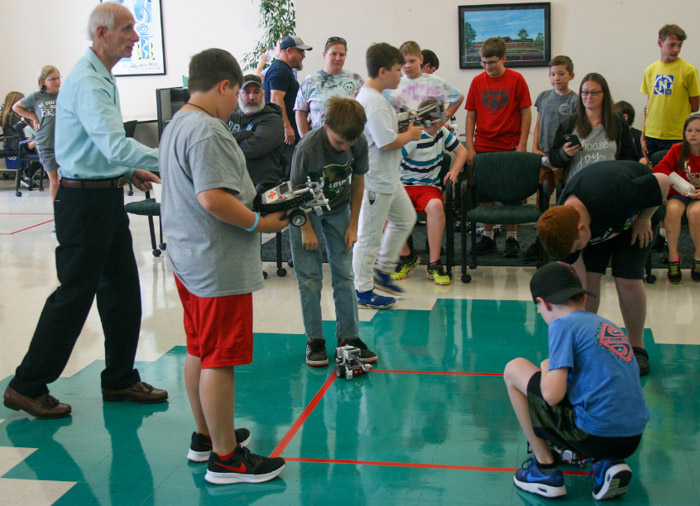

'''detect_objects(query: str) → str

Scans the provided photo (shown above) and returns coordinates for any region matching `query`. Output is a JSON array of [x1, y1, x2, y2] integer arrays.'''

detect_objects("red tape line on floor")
[[283, 457, 588, 476], [270, 372, 337, 458]]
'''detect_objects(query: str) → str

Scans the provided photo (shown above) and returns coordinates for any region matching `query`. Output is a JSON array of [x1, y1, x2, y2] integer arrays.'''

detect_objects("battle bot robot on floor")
[[335, 345, 372, 380], [254, 177, 331, 227]]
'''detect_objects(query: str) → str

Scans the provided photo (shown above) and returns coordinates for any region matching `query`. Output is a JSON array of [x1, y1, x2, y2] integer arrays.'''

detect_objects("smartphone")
[[563, 134, 582, 147]]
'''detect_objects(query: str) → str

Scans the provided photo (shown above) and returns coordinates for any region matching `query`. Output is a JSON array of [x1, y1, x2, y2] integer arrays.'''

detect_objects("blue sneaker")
[[356, 289, 396, 309], [513, 457, 567, 498], [591, 458, 632, 500], [373, 269, 404, 294]]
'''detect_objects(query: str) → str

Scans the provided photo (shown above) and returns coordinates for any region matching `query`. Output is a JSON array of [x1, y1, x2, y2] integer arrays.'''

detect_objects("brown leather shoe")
[[3, 386, 72, 419], [102, 381, 168, 404]]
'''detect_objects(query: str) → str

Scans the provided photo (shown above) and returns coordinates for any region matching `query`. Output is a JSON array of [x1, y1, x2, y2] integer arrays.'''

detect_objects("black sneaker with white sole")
[[206, 446, 285, 485], [187, 429, 251, 462], [338, 338, 378, 364], [306, 338, 329, 367]]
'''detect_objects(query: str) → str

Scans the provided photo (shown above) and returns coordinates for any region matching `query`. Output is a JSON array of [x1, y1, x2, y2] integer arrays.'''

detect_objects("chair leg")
[[276, 231, 287, 277], [644, 245, 657, 284], [460, 184, 472, 283], [157, 215, 166, 251], [14, 160, 22, 197], [38, 165, 45, 191], [445, 184, 454, 278], [147, 215, 160, 257]]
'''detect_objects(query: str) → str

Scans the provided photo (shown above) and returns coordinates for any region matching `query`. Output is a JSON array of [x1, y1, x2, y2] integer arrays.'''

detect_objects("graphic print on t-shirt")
[[482, 89, 509, 113], [654, 74, 674, 96], [597, 322, 633, 362], [323, 161, 353, 201]]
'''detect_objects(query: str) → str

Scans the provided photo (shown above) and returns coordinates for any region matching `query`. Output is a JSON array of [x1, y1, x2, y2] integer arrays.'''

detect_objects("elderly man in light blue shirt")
[[4, 2, 167, 420]]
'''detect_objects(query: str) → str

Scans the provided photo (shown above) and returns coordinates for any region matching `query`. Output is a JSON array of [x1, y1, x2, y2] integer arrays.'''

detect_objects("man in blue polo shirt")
[[263, 35, 312, 170], [3, 2, 167, 419]]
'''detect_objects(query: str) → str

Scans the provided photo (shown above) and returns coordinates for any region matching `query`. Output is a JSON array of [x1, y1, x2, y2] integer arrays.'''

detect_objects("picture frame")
[[458, 3, 551, 69], [101, 0, 166, 76]]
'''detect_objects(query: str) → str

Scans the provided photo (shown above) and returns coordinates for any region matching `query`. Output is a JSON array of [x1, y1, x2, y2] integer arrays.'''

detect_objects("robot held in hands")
[[397, 98, 446, 133], [254, 177, 331, 227]]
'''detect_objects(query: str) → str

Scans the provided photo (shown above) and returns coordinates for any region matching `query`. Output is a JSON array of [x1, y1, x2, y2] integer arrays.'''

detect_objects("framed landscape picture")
[[459, 3, 551, 69]]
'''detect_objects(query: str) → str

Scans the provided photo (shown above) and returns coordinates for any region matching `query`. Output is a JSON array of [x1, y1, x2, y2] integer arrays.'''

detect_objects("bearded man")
[[228, 74, 286, 189]]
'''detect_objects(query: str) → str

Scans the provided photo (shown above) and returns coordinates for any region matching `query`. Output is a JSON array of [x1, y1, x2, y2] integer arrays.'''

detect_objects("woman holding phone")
[[549, 73, 638, 183]]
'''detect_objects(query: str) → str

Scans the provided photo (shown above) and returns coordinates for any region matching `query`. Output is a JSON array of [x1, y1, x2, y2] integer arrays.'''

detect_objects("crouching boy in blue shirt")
[[504, 261, 649, 500]]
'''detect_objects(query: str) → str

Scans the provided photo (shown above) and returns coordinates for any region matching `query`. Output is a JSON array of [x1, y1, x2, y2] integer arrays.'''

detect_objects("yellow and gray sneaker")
[[426, 262, 451, 286], [692, 258, 700, 283], [391, 253, 420, 280]]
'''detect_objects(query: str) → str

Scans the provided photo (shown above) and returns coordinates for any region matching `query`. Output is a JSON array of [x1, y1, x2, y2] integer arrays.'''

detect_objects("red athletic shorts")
[[174, 275, 253, 368], [404, 185, 444, 214]]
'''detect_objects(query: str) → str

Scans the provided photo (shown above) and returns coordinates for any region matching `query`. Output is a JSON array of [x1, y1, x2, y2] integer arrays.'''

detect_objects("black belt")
[[60, 176, 127, 189]]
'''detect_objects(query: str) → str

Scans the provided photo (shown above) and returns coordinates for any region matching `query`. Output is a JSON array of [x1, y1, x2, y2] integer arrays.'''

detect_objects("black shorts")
[[582, 219, 659, 279], [527, 372, 642, 460]]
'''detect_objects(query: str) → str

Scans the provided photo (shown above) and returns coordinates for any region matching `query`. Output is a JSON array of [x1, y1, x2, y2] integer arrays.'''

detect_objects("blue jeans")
[[289, 208, 359, 341]]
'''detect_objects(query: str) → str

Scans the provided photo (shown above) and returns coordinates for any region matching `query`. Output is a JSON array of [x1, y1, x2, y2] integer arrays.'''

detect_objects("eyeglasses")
[[480, 59, 500, 67], [46, 76, 62, 82], [289, 47, 305, 55], [580, 90, 603, 96], [326, 36, 347, 46]]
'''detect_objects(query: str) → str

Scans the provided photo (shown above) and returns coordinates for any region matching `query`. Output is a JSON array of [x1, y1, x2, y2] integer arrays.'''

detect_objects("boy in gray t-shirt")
[[525, 56, 577, 260], [289, 96, 377, 366], [160, 49, 288, 486]]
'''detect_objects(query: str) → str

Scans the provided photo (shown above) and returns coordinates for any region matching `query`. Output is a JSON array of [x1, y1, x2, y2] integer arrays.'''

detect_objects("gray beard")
[[241, 101, 265, 115]]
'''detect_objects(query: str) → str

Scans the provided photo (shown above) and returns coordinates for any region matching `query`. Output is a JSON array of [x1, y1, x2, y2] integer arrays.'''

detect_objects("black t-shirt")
[[558, 160, 663, 245], [263, 59, 299, 138]]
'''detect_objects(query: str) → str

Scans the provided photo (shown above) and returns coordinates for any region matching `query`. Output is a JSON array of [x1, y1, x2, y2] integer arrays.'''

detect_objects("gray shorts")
[[37, 147, 59, 172]]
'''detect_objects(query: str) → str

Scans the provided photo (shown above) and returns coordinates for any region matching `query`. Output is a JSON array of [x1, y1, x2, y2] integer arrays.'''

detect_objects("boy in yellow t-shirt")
[[640, 24, 700, 158]]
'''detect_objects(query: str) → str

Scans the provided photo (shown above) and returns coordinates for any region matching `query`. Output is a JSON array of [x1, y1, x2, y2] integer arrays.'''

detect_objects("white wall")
[[2, 0, 699, 132], [0, 0, 264, 121], [294, 0, 700, 132]]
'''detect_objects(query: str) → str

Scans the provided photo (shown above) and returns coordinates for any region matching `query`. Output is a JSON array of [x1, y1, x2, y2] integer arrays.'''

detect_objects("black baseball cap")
[[241, 74, 262, 89], [530, 261, 595, 304]]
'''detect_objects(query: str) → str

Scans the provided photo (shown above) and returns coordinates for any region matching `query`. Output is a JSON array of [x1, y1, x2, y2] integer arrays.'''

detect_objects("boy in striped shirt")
[[393, 99, 467, 285]]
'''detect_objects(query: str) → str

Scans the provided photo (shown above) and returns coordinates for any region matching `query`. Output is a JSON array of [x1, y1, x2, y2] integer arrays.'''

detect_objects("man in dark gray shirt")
[[228, 74, 286, 189]]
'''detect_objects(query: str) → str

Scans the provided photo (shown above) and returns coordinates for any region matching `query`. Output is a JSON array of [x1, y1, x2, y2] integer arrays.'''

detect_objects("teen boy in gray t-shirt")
[[289, 96, 377, 366]]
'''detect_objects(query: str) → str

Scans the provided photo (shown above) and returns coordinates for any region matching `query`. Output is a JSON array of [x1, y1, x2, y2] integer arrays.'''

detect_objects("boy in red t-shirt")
[[465, 37, 532, 258]]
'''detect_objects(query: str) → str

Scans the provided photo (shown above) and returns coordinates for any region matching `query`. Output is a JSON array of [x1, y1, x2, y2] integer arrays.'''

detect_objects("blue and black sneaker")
[[373, 269, 404, 295], [356, 289, 395, 309], [591, 458, 631, 500], [514, 457, 567, 498]]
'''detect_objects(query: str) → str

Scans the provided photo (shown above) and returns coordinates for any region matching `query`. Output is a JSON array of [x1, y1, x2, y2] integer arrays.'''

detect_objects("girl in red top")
[[653, 114, 700, 283]]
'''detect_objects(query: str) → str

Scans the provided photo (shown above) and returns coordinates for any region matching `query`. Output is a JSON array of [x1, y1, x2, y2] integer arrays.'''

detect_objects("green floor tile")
[[1, 299, 699, 504]]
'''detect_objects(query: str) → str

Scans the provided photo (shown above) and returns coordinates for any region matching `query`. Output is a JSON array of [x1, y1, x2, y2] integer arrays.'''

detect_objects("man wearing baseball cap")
[[504, 261, 649, 501], [263, 35, 313, 172], [228, 74, 285, 190]]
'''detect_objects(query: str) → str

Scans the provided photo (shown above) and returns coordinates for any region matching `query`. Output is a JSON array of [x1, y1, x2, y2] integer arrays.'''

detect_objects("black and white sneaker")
[[187, 429, 251, 462], [206, 446, 285, 484], [306, 338, 329, 367], [338, 338, 378, 364]]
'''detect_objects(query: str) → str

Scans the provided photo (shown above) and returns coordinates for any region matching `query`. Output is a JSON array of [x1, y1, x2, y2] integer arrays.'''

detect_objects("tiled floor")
[[1, 179, 699, 504]]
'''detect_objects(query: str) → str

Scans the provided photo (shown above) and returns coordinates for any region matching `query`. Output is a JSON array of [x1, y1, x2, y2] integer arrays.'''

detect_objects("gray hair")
[[87, 2, 127, 41]]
